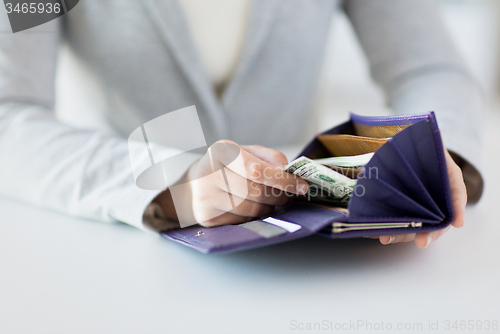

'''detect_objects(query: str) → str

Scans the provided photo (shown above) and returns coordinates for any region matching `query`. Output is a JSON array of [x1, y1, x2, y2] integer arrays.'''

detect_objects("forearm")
[[345, 0, 484, 202], [0, 102, 165, 229]]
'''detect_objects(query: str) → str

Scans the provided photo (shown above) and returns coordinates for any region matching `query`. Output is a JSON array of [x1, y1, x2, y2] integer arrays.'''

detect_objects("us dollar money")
[[314, 152, 374, 168], [284, 156, 356, 203]]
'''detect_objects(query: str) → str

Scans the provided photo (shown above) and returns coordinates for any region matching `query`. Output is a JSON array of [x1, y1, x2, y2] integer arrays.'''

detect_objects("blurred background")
[[55, 0, 500, 136], [313, 0, 500, 129]]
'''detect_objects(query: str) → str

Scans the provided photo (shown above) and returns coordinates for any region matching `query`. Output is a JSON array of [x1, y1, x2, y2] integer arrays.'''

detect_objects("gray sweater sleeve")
[[344, 0, 484, 203], [0, 20, 181, 230]]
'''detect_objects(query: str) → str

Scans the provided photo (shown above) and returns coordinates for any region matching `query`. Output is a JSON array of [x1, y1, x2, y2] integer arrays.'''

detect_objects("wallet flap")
[[363, 139, 445, 218], [348, 115, 452, 222], [162, 204, 346, 254]]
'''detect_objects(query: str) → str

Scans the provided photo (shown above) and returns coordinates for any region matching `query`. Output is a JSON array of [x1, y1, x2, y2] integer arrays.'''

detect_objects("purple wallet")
[[162, 112, 453, 254]]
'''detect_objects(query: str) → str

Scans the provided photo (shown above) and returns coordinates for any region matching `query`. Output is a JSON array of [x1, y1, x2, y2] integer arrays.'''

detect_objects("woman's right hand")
[[155, 140, 309, 227]]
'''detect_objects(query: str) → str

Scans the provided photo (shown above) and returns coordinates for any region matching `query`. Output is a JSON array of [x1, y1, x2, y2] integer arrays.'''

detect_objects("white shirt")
[[178, 0, 253, 94]]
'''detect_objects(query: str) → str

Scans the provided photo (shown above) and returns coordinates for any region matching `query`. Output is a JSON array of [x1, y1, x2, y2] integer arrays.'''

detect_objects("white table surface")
[[1, 116, 499, 334]]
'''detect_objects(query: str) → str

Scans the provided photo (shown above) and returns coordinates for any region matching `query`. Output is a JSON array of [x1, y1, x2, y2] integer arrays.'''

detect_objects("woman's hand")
[[373, 148, 467, 248], [155, 140, 309, 227]]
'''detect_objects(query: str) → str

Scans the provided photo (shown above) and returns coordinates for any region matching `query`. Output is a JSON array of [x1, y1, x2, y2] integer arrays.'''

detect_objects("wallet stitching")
[[351, 115, 429, 125], [353, 117, 423, 123]]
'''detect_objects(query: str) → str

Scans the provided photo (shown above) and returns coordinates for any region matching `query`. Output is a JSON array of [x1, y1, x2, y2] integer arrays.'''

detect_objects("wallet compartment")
[[317, 134, 387, 157], [299, 112, 453, 238]]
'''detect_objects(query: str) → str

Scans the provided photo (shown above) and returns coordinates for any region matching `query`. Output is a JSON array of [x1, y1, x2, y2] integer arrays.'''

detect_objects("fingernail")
[[424, 235, 432, 248], [297, 183, 308, 195], [381, 235, 395, 245]]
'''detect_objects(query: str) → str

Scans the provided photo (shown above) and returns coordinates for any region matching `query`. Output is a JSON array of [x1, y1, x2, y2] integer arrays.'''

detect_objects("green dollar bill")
[[284, 156, 356, 202]]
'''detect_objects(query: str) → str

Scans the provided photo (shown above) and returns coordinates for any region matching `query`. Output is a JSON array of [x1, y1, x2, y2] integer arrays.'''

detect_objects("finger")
[[218, 167, 292, 206], [220, 145, 308, 195], [445, 150, 467, 228], [240, 145, 289, 168], [414, 225, 451, 248], [198, 211, 254, 228], [379, 233, 416, 245], [246, 181, 292, 206], [211, 192, 276, 218]]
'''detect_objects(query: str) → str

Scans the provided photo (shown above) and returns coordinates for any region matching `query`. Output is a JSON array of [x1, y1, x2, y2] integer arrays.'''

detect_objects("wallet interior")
[[307, 121, 406, 160], [316, 134, 387, 157], [300, 121, 395, 209], [299, 114, 453, 238]]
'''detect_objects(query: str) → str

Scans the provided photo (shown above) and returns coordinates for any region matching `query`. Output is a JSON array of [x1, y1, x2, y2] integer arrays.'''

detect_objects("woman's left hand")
[[370, 147, 467, 248]]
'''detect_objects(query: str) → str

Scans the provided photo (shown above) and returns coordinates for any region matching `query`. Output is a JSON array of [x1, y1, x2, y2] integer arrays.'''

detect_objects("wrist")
[[152, 189, 178, 222]]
